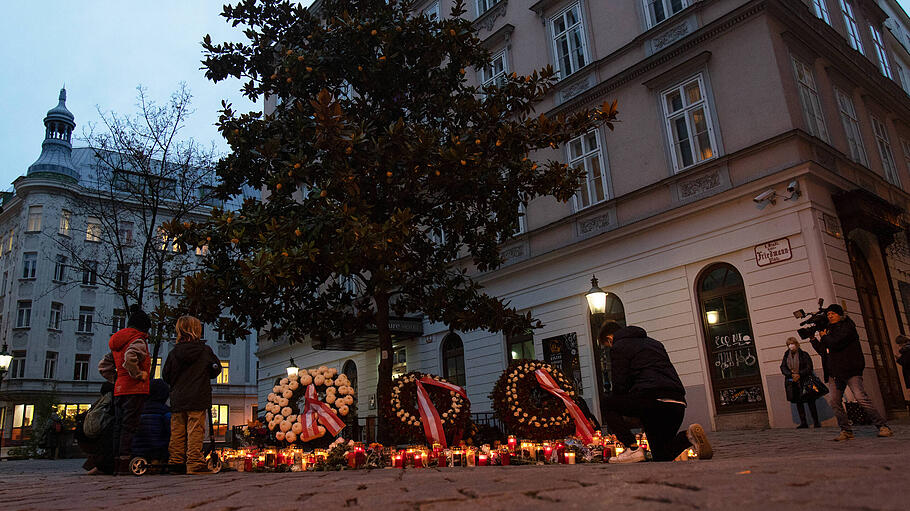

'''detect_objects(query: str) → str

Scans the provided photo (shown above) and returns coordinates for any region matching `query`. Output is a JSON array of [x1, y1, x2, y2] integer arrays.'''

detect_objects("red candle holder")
[[393, 454, 404, 468], [478, 454, 488, 466], [500, 451, 510, 466], [507, 435, 517, 453], [437, 451, 447, 467]]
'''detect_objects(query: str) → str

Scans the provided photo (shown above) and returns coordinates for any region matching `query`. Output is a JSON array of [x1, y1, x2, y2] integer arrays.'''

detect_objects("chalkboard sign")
[[542, 333, 583, 395]]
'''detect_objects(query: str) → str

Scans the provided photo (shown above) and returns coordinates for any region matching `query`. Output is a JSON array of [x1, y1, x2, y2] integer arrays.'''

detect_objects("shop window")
[[697, 263, 765, 413], [441, 333, 466, 388], [211, 404, 229, 439], [506, 330, 534, 362], [12, 404, 34, 440]]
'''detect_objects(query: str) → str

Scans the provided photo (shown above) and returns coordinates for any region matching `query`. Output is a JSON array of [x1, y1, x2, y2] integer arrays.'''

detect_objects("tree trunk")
[[374, 291, 393, 444]]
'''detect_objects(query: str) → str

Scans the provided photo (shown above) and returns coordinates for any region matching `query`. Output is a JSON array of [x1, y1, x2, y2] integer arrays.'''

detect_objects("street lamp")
[[286, 357, 299, 378], [585, 275, 607, 315]]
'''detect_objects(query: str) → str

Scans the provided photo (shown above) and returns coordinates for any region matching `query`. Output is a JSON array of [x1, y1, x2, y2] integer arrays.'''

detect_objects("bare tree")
[[48, 84, 220, 373]]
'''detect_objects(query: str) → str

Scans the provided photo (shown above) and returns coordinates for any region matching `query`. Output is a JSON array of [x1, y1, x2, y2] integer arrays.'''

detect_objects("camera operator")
[[813, 304, 892, 440]]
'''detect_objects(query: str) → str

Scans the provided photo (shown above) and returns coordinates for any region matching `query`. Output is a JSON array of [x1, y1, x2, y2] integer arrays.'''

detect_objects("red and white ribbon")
[[415, 376, 468, 449], [300, 384, 346, 440], [534, 368, 595, 444]]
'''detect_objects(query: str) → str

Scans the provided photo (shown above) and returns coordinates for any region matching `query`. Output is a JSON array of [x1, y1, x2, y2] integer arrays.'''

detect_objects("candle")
[[452, 449, 463, 467], [244, 456, 253, 472], [556, 443, 566, 464], [437, 451, 447, 467], [544, 444, 553, 458], [394, 454, 403, 468], [419, 452, 428, 468], [508, 435, 517, 452], [500, 450, 510, 466], [687, 448, 697, 459], [466, 448, 476, 467], [566, 452, 576, 465], [478, 454, 488, 466]]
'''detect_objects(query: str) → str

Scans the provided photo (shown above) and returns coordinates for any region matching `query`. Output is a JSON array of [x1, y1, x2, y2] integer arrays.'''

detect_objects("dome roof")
[[45, 88, 75, 126]]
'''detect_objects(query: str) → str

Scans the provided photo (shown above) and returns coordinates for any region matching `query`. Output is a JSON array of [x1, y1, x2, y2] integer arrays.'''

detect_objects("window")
[[216, 360, 230, 384], [211, 404, 229, 439], [870, 25, 893, 79], [10, 350, 26, 378], [391, 346, 407, 379], [901, 139, 910, 183], [476, 0, 500, 16], [6, 229, 13, 252], [53, 255, 67, 282], [834, 88, 867, 165], [551, 4, 588, 79], [662, 74, 718, 172], [115, 264, 129, 290], [55, 403, 91, 423], [85, 216, 102, 242], [792, 59, 829, 142], [22, 252, 37, 279], [169, 275, 183, 295], [49, 302, 63, 330], [158, 227, 179, 252], [871, 116, 900, 186], [77, 306, 94, 334], [16, 300, 31, 328], [423, 1, 440, 20], [119, 221, 134, 245], [153, 358, 162, 380], [569, 130, 609, 209], [195, 244, 209, 256], [74, 354, 90, 381], [516, 203, 527, 235], [812, 0, 831, 24], [44, 351, 57, 379], [112, 308, 127, 332], [644, 0, 689, 28], [26, 206, 43, 232], [840, 0, 864, 54], [12, 404, 34, 440], [59, 209, 71, 236], [1, 271, 7, 296], [507, 330, 534, 362], [82, 261, 98, 285], [480, 50, 509, 89], [441, 333, 466, 388]]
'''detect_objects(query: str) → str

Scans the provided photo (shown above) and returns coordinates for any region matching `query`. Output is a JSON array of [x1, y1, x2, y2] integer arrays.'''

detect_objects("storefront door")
[[847, 241, 904, 412], [697, 264, 766, 413]]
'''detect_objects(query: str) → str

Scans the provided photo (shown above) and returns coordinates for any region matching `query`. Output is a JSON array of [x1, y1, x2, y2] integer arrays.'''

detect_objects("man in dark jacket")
[[163, 316, 221, 474], [815, 304, 892, 440], [598, 322, 712, 463]]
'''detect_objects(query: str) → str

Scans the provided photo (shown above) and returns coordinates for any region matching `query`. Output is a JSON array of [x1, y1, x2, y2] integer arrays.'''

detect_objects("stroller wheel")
[[207, 457, 223, 474], [130, 457, 149, 476]]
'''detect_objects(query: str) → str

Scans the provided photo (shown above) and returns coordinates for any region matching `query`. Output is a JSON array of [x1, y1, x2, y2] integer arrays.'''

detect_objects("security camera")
[[753, 189, 776, 203], [785, 180, 801, 200]]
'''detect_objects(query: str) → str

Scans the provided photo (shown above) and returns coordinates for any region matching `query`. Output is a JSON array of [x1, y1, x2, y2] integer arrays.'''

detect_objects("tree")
[[176, 0, 618, 441], [50, 84, 219, 374]]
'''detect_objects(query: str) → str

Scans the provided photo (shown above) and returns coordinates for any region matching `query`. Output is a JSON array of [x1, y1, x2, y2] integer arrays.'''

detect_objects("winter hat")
[[826, 304, 845, 316], [127, 305, 152, 333]]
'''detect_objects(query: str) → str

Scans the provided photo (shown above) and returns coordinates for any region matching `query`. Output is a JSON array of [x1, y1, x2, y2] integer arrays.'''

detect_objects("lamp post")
[[286, 357, 300, 378], [585, 275, 607, 315], [0, 343, 11, 457]]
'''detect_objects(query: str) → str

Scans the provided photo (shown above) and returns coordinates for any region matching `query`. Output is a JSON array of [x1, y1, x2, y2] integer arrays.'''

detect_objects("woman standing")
[[780, 337, 820, 428]]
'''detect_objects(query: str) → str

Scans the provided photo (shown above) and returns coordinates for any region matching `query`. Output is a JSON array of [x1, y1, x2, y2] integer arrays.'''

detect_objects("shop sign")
[[754, 238, 792, 267]]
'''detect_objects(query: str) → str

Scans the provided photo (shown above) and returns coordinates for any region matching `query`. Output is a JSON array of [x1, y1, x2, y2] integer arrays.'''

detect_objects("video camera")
[[793, 298, 829, 340]]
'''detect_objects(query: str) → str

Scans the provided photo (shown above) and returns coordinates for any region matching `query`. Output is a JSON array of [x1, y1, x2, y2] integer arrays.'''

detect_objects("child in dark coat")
[[164, 315, 221, 475], [131, 379, 171, 461]]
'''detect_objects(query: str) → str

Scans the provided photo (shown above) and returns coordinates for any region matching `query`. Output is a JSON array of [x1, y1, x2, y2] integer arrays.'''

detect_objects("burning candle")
[[544, 444, 553, 459], [419, 452, 428, 468], [478, 454, 488, 466], [466, 448, 476, 467], [508, 435, 517, 452], [566, 452, 576, 465], [452, 449, 463, 467], [500, 450, 510, 466], [688, 448, 697, 459], [394, 454, 403, 468]]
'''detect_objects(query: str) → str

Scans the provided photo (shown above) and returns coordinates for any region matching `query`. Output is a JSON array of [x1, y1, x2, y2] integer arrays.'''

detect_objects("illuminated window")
[[211, 404, 229, 439], [12, 404, 35, 440], [662, 74, 718, 172], [27, 206, 43, 232], [85, 217, 102, 242], [507, 330, 534, 362], [216, 360, 230, 384], [153, 358, 162, 380], [59, 210, 71, 236]]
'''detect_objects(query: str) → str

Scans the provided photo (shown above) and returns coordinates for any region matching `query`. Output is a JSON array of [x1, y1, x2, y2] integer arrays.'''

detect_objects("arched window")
[[441, 333, 466, 388], [697, 263, 765, 413]]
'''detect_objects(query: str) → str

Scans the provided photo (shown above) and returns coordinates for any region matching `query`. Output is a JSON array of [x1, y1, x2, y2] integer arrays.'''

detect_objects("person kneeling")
[[598, 322, 713, 463]]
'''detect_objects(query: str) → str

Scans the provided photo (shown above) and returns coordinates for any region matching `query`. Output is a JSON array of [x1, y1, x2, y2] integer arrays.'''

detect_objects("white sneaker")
[[608, 447, 645, 464]]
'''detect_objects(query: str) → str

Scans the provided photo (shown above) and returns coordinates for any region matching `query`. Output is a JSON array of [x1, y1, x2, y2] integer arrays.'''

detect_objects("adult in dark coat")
[[780, 337, 820, 428], [815, 304, 891, 440], [76, 382, 116, 475], [131, 379, 171, 459], [597, 323, 712, 463]]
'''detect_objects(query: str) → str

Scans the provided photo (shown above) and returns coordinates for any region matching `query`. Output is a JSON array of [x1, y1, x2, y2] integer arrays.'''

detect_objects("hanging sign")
[[754, 238, 792, 267]]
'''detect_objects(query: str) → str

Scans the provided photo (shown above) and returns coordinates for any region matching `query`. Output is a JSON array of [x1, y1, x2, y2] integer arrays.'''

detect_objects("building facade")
[[258, 0, 910, 433], [0, 90, 260, 452]]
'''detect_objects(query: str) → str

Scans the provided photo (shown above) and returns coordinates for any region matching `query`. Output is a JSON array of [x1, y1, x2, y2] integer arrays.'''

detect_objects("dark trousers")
[[601, 394, 690, 462], [113, 394, 147, 460], [789, 382, 820, 425]]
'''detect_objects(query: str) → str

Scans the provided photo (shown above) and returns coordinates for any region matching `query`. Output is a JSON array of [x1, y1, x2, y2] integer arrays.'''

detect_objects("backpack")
[[83, 392, 114, 438]]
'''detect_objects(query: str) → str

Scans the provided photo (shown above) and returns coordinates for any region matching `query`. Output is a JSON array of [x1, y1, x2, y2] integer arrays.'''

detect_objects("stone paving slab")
[[1, 425, 907, 510]]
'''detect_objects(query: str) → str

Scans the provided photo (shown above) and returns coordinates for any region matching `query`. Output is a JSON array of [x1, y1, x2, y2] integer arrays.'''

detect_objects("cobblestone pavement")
[[1, 425, 907, 510]]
